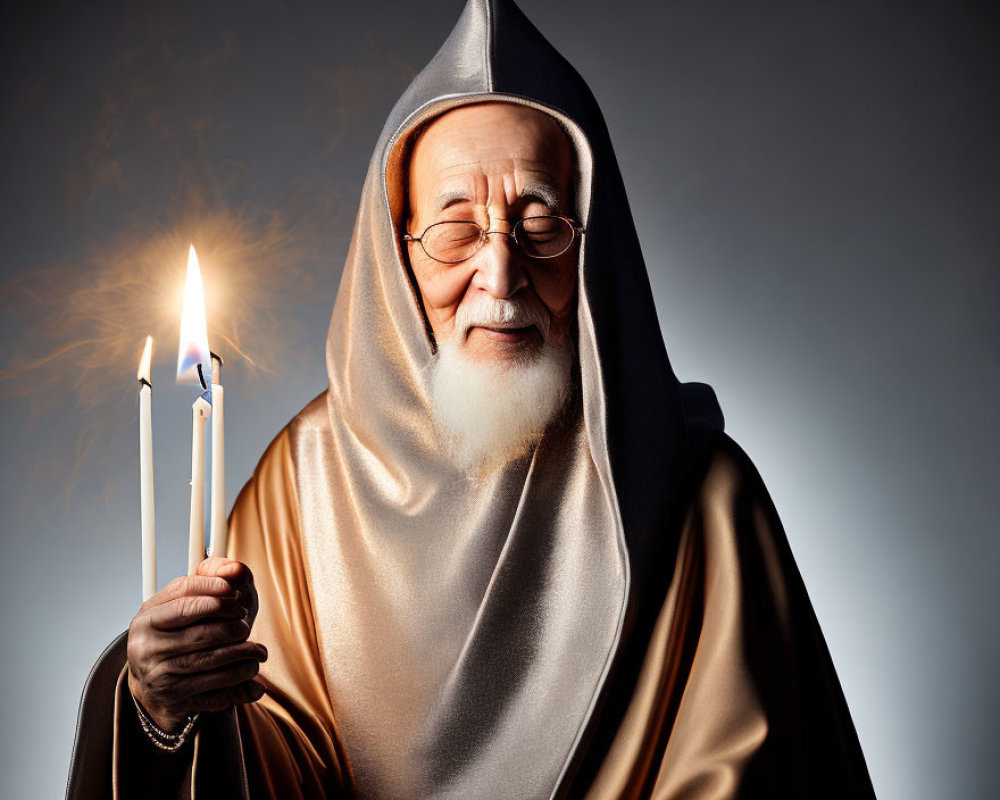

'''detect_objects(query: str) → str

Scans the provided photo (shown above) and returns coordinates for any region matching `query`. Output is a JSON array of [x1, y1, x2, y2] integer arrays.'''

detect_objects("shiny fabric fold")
[[290, 0, 690, 795], [65, 0, 875, 797], [67, 428, 874, 798], [581, 434, 874, 799]]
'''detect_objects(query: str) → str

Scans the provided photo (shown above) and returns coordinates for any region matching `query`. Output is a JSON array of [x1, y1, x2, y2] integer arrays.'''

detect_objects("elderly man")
[[404, 102, 581, 474], [67, 1, 875, 799]]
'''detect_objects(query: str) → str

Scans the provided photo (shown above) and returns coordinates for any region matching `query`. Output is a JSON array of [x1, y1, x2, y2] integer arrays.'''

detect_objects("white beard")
[[428, 298, 575, 477]]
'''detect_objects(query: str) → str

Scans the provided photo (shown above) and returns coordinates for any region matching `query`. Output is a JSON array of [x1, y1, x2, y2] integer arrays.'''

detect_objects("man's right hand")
[[126, 557, 268, 733]]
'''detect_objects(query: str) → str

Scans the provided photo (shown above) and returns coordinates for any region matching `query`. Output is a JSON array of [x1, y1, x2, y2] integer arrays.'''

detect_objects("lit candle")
[[177, 245, 213, 576], [209, 352, 226, 558], [137, 336, 156, 600], [188, 395, 211, 574]]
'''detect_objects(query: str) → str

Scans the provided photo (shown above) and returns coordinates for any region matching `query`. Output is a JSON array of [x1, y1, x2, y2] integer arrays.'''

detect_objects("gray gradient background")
[[2, 1, 997, 797]]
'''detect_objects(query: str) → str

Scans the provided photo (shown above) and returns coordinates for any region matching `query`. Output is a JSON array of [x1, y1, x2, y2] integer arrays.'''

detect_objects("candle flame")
[[137, 336, 153, 383], [0, 203, 322, 507], [177, 245, 212, 388]]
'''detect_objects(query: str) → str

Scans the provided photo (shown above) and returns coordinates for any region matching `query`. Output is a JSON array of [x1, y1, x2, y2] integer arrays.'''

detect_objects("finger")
[[142, 575, 235, 610], [197, 555, 236, 577], [187, 679, 266, 713], [145, 662, 262, 712], [151, 618, 252, 660], [179, 658, 263, 697], [204, 558, 258, 623], [147, 595, 248, 631], [162, 641, 268, 676], [198, 559, 257, 619], [198, 557, 254, 589], [128, 607, 238, 672], [235, 579, 259, 620]]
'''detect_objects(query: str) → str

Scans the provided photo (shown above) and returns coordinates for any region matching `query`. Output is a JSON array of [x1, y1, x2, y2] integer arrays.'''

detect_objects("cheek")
[[530, 261, 577, 320], [411, 256, 475, 334]]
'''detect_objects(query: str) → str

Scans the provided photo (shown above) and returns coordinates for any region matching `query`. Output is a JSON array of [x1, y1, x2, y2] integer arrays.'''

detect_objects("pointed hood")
[[378, 0, 714, 602], [289, 1, 723, 798]]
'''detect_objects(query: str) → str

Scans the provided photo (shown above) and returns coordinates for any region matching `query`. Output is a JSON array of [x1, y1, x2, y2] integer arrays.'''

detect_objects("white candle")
[[137, 336, 156, 600], [209, 353, 226, 559], [188, 395, 212, 575]]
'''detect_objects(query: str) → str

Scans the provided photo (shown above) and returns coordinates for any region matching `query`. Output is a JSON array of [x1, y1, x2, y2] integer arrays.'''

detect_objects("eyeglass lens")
[[421, 217, 575, 263]]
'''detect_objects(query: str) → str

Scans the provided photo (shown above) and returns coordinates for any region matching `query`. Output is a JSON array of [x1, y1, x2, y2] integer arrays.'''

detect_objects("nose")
[[472, 227, 530, 299]]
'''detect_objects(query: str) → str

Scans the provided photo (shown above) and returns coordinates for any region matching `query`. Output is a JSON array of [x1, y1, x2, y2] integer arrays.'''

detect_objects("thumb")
[[198, 556, 253, 588], [197, 555, 236, 577]]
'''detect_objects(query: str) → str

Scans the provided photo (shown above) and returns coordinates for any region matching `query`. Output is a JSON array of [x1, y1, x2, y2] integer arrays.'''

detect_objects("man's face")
[[404, 102, 580, 473], [405, 102, 578, 364]]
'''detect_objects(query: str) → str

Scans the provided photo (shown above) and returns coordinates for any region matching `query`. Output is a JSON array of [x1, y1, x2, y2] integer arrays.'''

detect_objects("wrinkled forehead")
[[407, 104, 573, 213], [385, 95, 593, 233]]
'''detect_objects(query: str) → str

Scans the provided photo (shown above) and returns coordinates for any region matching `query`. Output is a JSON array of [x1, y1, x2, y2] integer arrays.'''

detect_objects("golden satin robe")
[[94, 425, 871, 799], [67, 1, 874, 796]]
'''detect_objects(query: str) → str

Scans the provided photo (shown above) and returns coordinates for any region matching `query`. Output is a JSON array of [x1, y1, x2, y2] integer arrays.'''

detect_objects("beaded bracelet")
[[131, 693, 200, 753]]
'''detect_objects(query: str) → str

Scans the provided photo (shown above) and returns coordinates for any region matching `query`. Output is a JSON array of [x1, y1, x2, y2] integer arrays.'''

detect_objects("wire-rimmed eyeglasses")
[[402, 215, 584, 264]]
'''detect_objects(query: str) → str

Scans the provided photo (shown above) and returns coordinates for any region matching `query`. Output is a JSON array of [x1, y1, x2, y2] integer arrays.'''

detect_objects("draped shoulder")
[[580, 431, 875, 799]]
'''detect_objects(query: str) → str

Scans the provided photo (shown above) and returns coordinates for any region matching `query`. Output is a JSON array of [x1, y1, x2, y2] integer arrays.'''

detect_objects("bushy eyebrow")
[[519, 181, 559, 210], [433, 190, 473, 214], [431, 182, 560, 215]]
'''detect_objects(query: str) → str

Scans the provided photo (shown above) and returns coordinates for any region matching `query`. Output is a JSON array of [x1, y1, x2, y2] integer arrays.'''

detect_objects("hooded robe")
[[66, 1, 876, 798]]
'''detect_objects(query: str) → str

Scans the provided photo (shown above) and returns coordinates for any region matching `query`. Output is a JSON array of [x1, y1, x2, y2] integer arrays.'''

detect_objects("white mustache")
[[455, 296, 551, 340]]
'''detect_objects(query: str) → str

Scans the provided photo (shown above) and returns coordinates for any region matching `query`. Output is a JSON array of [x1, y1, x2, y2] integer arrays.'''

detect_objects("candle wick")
[[196, 362, 208, 392], [210, 352, 223, 384], [138, 377, 152, 389]]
